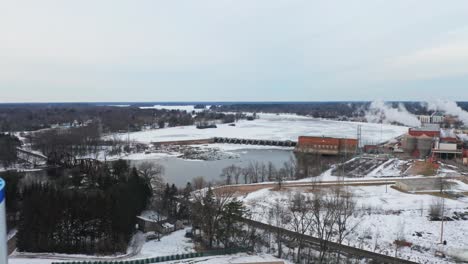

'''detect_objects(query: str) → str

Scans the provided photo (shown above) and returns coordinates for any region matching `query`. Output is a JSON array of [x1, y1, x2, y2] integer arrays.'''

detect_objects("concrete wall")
[[438, 143, 457, 151]]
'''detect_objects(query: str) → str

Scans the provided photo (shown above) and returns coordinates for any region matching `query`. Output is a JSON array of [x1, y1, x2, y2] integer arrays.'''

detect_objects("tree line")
[[0, 133, 21, 168], [0, 104, 249, 133], [219, 158, 297, 186], [191, 186, 247, 249], [16, 160, 152, 254], [266, 187, 358, 263], [0, 105, 194, 133], [210, 102, 465, 119]]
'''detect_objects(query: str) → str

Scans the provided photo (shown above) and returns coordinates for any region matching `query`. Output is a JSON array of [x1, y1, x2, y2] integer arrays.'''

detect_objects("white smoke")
[[425, 99, 468, 125], [365, 100, 421, 127]]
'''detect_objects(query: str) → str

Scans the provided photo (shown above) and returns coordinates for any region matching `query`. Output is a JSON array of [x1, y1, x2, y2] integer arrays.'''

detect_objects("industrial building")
[[408, 124, 440, 137], [417, 112, 445, 124], [403, 134, 434, 158], [432, 129, 464, 160], [295, 136, 358, 155], [403, 124, 468, 163], [404, 124, 441, 159]]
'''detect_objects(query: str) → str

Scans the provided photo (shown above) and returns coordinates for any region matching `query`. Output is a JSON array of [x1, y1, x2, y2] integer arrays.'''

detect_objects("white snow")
[[366, 159, 411, 177], [109, 113, 408, 146], [140, 105, 209, 113], [9, 259, 57, 264], [160, 253, 292, 264], [241, 183, 468, 264], [136, 228, 195, 259]]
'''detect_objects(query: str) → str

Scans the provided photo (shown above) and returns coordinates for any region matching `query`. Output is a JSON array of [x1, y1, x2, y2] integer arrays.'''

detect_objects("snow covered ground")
[[241, 182, 468, 264], [10, 229, 289, 264], [109, 113, 408, 146], [158, 253, 292, 264], [133, 228, 195, 259]]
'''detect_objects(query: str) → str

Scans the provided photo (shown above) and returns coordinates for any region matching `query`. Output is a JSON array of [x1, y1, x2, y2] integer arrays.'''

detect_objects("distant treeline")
[[0, 133, 21, 167], [16, 160, 152, 254], [0, 105, 194, 132], [0, 105, 245, 133], [211, 102, 468, 118]]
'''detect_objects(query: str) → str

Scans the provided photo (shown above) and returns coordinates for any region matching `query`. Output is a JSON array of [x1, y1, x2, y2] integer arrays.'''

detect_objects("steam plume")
[[365, 100, 421, 127], [425, 100, 468, 125]]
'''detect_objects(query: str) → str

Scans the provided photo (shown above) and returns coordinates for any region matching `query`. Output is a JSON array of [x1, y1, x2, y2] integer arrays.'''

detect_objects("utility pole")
[[357, 125, 362, 154], [440, 196, 445, 244], [127, 124, 130, 146]]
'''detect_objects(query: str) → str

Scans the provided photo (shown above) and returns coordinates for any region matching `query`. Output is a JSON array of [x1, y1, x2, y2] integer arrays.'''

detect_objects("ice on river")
[[111, 113, 407, 145]]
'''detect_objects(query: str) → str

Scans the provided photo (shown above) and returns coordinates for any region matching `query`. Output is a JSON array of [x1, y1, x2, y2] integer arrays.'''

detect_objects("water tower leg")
[[0, 178, 7, 264]]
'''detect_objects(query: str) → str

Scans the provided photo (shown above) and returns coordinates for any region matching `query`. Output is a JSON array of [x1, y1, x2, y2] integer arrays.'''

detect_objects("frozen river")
[[112, 113, 408, 146], [115, 113, 409, 186], [130, 148, 295, 186]]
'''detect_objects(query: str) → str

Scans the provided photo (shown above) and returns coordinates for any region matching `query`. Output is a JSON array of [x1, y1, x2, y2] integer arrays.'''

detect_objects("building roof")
[[411, 124, 440, 132]]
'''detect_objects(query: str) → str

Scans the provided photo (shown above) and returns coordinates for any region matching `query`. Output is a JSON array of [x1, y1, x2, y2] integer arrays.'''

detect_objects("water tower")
[[0, 178, 7, 263]]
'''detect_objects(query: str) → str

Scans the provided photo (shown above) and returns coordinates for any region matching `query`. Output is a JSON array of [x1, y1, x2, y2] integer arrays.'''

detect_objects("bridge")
[[213, 137, 297, 147]]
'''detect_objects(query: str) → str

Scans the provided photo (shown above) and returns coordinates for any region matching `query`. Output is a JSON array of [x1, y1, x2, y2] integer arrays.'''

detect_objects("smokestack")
[[0, 178, 6, 264]]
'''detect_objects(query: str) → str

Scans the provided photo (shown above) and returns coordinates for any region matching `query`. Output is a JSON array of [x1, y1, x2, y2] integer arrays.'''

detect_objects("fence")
[[51, 248, 249, 264]]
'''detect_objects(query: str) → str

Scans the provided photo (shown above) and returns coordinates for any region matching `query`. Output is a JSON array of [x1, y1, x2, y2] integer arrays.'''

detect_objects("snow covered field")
[[241, 182, 468, 263], [110, 113, 408, 146], [140, 104, 209, 113]]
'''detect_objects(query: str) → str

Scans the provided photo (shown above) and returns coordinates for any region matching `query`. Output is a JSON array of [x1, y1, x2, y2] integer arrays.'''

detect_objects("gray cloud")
[[1, 0, 468, 102]]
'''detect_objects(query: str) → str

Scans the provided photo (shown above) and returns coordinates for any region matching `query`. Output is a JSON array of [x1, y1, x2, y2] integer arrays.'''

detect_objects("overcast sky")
[[1, 0, 468, 102]]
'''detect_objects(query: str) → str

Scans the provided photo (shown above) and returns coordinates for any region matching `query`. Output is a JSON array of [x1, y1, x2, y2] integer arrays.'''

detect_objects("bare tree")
[[429, 197, 443, 219], [138, 161, 165, 195], [242, 168, 250, 184], [277, 167, 286, 189], [283, 156, 297, 179], [271, 199, 288, 258], [192, 176, 207, 190], [220, 164, 238, 185], [247, 161, 261, 183], [333, 187, 357, 245], [310, 190, 339, 262], [267, 162, 277, 181], [260, 163, 267, 182], [287, 192, 313, 262], [331, 186, 358, 261], [233, 166, 242, 184], [191, 186, 236, 248]]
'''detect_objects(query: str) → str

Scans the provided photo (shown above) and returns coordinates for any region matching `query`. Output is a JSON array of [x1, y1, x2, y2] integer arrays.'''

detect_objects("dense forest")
[[0, 105, 194, 132], [16, 160, 152, 254], [0, 133, 21, 167], [0, 104, 246, 133]]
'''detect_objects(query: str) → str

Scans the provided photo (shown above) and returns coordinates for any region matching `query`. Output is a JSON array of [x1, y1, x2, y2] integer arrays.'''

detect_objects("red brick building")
[[296, 136, 358, 155]]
